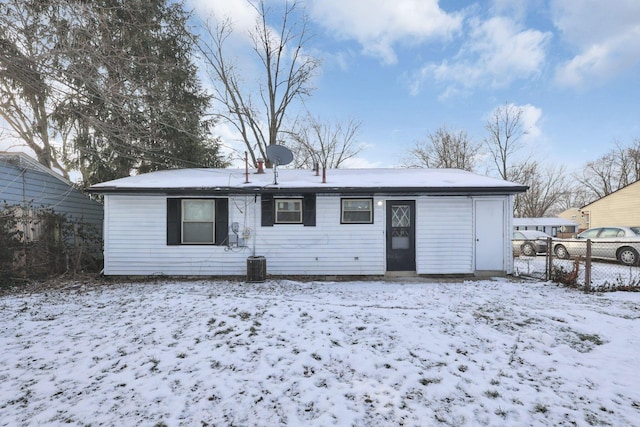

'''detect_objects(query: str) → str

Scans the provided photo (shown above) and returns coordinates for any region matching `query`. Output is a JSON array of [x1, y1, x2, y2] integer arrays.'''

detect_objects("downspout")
[[253, 193, 258, 257], [20, 166, 28, 279]]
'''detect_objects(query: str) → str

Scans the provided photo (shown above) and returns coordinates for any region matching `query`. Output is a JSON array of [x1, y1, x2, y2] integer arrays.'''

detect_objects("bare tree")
[[552, 184, 591, 214], [575, 138, 640, 203], [0, 1, 68, 176], [288, 115, 363, 169], [509, 161, 569, 217], [405, 126, 479, 171], [196, 0, 320, 167], [484, 103, 528, 180], [1, 0, 225, 184]]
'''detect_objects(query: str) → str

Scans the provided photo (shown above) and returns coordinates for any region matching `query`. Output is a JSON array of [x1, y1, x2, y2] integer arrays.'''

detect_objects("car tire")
[[617, 247, 639, 266], [521, 243, 536, 257], [554, 245, 570, 259]]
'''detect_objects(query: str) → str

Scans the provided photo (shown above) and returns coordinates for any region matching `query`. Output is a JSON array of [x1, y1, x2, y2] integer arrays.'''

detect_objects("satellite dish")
[[266, 144, 293, 185], [266, 144, 293, 166]]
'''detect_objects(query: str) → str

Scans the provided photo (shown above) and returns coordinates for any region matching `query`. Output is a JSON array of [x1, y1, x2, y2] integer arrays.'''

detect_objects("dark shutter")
[[261, 194, 274, 226], [303, 193, 316, 226], [215, 198, 229, 245], [167, 198, 181, 245]]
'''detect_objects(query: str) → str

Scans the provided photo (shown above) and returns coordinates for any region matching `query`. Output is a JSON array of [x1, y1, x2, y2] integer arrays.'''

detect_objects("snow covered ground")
[[1, 278, 640, 426]]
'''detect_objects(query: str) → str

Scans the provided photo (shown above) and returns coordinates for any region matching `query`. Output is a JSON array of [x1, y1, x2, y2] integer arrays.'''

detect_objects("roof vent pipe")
[[244, 151, 250, 183], [322, 166, 326, 184], [256, 158, 265, 174], [314, 162, 319, 176]]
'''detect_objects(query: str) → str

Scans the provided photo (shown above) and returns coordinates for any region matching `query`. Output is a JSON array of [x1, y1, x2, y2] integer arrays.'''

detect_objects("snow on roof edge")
[[89, 167, 528, 193]]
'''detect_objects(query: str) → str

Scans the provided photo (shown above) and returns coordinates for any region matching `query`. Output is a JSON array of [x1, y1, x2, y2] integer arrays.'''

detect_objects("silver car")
[[513, 230, 551, 256], [553, 226, 640, 266]]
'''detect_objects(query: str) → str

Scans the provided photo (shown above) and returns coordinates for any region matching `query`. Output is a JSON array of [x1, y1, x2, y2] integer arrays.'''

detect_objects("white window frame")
[[275, 198, 303, 224], [181, 199, 215, 244], [341, 198, 373, 224]]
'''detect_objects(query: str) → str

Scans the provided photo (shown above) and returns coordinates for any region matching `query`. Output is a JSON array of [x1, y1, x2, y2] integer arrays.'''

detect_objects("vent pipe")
[[256, 158, 265, 174], [244, 151, 250, 183]]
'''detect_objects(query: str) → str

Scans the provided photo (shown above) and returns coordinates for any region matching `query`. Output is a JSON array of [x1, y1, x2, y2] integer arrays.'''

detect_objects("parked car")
[[513, 230, 551, 256], [553, 226, 640, 266]]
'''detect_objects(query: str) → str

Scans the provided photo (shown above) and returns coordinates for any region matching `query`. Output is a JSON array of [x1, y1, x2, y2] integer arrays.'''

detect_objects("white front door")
[[475, 199, 505, 271]]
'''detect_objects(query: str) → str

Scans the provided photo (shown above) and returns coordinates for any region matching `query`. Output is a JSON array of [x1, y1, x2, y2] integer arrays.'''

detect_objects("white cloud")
[[484, 102, 543, 134], [211, 122, 253, 168], [188, 0, 258, 35], [340, 156, 384, 169], [411, 16, 550, 96], [308, 0, 462, 65], [485, 102, 545, 158], [519, 103, 543, 142], [552, 0, 640, 86]]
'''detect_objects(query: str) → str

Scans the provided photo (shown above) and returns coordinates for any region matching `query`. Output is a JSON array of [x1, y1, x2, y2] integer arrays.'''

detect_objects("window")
[[261, 194, 315, 227], [341, 198, 373, 224], [579, 228, 600, 239], [600, 227, 623, 238], [166, 198, 228, 245], [275, 199, 302, 223], [182, 200, 215, 243]]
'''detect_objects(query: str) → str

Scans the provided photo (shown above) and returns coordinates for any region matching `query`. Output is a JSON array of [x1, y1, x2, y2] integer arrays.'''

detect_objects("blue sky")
[[190, 0, 640, 176]]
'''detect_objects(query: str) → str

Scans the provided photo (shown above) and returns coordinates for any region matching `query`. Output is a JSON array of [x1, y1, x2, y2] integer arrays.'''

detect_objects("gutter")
[[88, 185, 529, 196]]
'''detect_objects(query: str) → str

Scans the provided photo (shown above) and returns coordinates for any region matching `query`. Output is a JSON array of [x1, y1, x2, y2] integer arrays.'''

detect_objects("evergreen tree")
[[1, 0, 228, 186]]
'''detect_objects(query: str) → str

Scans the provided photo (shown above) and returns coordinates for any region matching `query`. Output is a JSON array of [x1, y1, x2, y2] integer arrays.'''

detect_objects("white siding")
[[104, 195, 253, 275], [103, 193, 512, 276], [256, 195, 385, 275], [104, 194, 385, 276], [417, 197, 474, 274]]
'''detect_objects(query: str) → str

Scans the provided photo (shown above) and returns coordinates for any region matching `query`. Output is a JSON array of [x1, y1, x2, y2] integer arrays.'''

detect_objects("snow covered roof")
[[89, 167, 528, 195]]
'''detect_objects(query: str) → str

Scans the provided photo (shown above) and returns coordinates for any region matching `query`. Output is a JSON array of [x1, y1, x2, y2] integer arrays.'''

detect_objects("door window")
[[391, 205, 410, 249]]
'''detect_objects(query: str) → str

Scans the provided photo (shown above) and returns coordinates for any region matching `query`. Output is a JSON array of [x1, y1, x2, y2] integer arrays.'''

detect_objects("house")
[[513, 217, 578, 237], [579, 180, 640, 229], [89, 167, 528, 277], [557, 208, 590, 232], [0, 152, 103, 240]]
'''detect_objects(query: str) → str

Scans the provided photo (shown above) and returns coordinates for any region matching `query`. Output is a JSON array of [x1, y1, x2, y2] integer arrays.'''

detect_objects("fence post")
[[546, 237, 552, 281], [585, 239, 591, 292]]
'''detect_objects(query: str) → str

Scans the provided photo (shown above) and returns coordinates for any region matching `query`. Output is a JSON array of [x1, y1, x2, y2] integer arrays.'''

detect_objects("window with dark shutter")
[[261, 194, 274, 226], [303, 194, 316, 226], [166, 198, 228, 245], [261, 193, 315, 226], [167, 198, 181, 245], [215, 199, 229, 245]]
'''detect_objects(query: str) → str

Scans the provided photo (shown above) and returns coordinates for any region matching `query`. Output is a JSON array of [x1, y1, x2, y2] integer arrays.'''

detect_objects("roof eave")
[[89, 185, 529, 195]]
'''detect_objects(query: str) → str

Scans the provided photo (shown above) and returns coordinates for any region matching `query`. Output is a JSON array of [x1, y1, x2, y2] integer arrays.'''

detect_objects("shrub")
[[0, 203, 102, 286]]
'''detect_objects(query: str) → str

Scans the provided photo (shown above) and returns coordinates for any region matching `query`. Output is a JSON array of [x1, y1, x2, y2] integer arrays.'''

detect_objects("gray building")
[[513, 217, 577, 237], [1, 152, 103, 240]]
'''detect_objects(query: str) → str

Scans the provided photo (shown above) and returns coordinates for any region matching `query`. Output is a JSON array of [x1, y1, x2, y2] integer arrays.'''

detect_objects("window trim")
[[274, 198, 303, 224], [341, 198, 374, 224], [181, 199, 216, 244], [167, 198, 228, 246]]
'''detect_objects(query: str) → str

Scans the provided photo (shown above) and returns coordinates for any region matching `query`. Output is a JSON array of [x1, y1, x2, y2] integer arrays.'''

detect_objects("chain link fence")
[[513, 237, 640, 291]]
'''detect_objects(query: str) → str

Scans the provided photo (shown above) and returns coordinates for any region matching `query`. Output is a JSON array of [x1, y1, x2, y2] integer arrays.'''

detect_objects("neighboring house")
[[558, 208, 590, 232], [579, 180, 640, 229], [0, 152, 103, 240], [90, 167, 527, 277], [513, 217, 578, 237]]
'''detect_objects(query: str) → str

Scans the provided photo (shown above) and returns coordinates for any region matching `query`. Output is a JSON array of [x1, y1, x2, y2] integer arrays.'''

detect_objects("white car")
[[553, 226, 640, 266]]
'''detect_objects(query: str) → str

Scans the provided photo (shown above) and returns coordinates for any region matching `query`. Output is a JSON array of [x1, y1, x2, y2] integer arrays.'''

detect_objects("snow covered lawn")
[[1, 278, 639, 426]]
